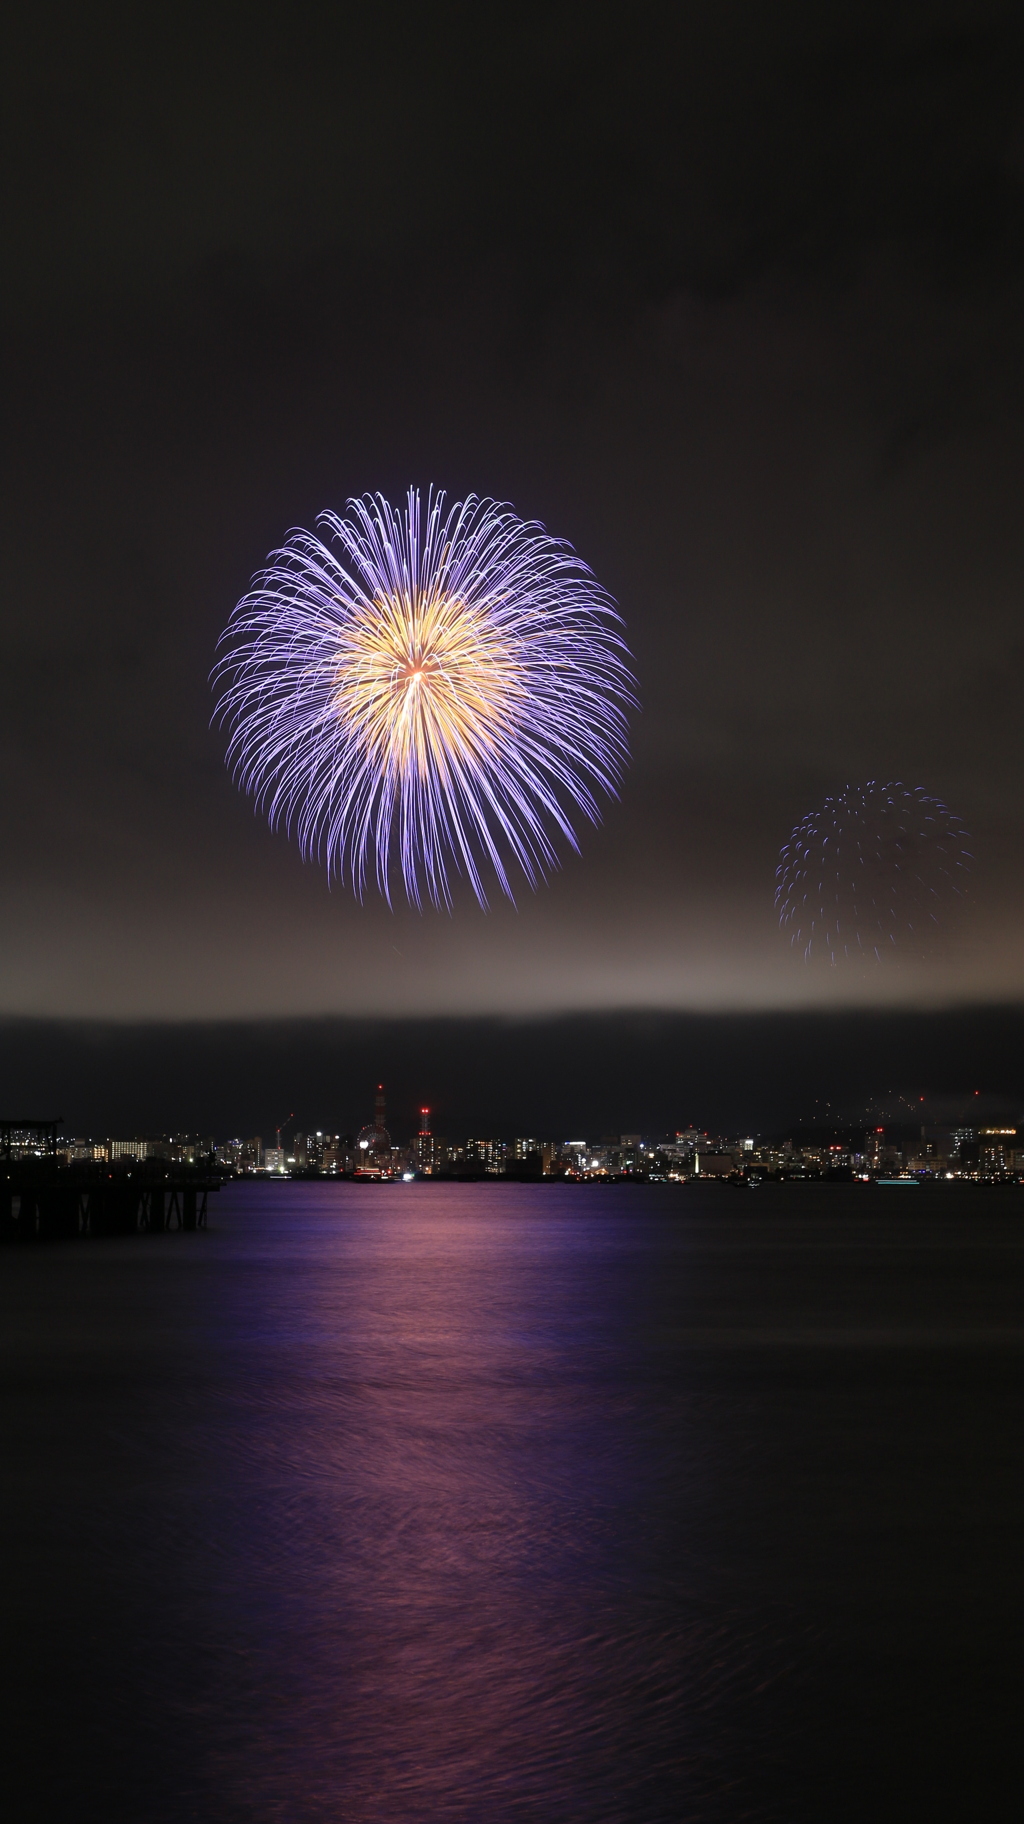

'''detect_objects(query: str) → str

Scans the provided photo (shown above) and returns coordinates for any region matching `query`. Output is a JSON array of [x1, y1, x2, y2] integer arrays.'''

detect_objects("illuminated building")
[[979, 1127, 1017, 1173], [414, 1109, 435, 1174], [512, 1137, 540, 1161], [694, 1149, 737, 1177], [465, 1138, 504, 1172]]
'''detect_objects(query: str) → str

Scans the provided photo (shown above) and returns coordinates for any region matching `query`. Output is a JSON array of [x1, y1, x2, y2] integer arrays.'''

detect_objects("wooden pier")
[[1, 1119, 219, 1242], [0, 1169, 218, 1242]]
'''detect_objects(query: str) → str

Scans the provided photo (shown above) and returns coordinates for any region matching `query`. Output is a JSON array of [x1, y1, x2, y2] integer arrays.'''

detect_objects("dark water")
[[2, 1182, 1022, 1822]]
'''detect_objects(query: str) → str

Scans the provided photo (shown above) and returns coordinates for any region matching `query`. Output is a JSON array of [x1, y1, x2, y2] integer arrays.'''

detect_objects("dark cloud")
[[3, 1007, 1023, 1139]]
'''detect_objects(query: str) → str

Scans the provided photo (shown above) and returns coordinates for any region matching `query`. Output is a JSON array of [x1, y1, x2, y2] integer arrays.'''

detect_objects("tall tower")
[[356, 1083, 392, 1172], [415, 1107, 434, 1174]]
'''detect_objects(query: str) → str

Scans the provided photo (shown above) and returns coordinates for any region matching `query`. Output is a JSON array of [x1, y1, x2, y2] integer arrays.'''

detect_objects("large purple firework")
[[214, 489, 634, 907], [776, 781, 972, 963]]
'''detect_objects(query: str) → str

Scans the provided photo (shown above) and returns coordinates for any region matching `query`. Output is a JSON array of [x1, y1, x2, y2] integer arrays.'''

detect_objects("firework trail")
[[776, 781, 972, 963], [214, 489, 634, 907]]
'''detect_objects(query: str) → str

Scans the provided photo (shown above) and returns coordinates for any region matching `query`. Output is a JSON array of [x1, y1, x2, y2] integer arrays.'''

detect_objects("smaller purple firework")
[[776, 781, 972, 963]]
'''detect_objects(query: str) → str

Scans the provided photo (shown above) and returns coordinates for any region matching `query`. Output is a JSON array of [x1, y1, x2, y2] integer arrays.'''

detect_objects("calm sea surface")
[[2, 1181, 1022, 1822]]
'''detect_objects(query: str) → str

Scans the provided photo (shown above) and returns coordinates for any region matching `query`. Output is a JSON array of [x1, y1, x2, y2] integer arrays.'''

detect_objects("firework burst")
[[214, 489, 634, 907], [776, 781, 972, 964]]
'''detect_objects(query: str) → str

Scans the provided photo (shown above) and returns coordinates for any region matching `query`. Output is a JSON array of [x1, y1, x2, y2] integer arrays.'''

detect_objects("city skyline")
[[10, 1113, 1022, 1185]]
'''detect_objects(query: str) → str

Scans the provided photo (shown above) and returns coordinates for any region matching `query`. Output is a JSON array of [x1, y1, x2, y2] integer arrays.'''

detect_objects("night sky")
[[5, 1, 1024, 1132]]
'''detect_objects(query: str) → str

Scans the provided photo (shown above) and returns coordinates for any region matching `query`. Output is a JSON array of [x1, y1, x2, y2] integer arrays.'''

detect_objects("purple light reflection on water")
[[2, 1181, 1022, 1822], [189, 1186, 734, 1820]]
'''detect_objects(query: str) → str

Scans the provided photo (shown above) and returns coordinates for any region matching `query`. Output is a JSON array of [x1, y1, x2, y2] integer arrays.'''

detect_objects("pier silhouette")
[[1, 1119, 218, 1241]]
